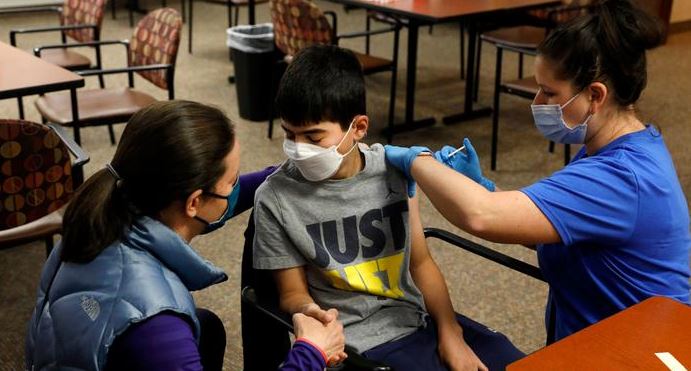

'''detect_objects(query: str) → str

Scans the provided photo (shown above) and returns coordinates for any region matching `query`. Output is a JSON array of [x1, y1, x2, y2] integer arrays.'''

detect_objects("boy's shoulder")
[[254, 161, 293, 200]]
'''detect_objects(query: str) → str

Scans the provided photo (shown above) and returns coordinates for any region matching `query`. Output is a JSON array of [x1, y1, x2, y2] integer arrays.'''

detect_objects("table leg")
[[248, 0, 255, 25], [69, 88, 84, 186], [188, 0, 194, 53], [382, 19, 435, 138], [17, 97, 25, 119], [442, 19, 492, 125]]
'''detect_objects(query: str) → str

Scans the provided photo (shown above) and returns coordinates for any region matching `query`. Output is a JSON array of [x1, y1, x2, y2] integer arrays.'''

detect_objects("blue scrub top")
[[522, 125, 690, 341]]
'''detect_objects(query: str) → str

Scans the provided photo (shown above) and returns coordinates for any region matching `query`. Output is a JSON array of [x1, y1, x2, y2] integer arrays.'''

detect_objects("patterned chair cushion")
[[128, 8, 182, 90], [270, 0, 333, 57], [0, 120, 74, 230], [60, 0, 107, 43]]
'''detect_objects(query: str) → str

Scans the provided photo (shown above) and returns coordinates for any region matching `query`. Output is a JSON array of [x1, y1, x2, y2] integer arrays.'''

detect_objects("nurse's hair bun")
[[596, 0, 664, 52], [538, 0, 664, 107]]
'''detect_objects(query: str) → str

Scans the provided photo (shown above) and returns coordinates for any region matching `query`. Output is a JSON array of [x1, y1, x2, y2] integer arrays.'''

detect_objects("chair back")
[[0, 120, 75, 230], [128, 8, 182, 90], [270, 0, 332, 57], [60, 0, 107, 42]]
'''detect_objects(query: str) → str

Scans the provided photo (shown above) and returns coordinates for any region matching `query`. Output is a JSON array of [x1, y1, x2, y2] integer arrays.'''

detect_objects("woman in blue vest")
[[385, 0, 690, 342], [25, 100, 346, 370]]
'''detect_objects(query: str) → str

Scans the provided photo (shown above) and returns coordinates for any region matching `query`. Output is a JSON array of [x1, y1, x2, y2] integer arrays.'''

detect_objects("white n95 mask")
[[283, 120, 357, 182], [531, 91, 592, 144]]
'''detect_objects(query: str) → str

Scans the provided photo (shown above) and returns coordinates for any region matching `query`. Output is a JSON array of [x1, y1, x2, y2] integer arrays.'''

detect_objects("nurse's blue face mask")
[[194, 174, 241, 235], [531, 89, 593, 144]]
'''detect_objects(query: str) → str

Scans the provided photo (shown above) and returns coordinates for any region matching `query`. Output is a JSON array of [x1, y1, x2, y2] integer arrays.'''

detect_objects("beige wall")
[[671, 0, 691, 23]]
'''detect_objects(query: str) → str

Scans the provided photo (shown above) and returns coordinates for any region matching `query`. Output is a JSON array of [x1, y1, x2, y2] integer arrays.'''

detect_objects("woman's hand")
[[434, 138, 495, 192], [293, 312, 348, 366], [298, 303, 338, 324], [438, 331, 488, 371]]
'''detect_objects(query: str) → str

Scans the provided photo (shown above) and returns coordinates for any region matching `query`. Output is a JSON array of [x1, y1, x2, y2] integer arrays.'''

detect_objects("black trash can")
[[227, 23, 283, 122]]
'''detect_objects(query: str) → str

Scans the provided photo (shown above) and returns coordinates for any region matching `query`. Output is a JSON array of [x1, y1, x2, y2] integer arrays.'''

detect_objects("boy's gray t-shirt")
[[253, 143, 427, 352]]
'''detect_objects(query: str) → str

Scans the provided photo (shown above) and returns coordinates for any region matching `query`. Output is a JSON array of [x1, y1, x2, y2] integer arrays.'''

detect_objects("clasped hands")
[[293, 303, 348, 367]]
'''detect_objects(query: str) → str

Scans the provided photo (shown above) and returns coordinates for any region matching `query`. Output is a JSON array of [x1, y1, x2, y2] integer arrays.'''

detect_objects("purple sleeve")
[[279, 340, 327, 371], [106, 312, 202, 371], [232, 166, 279, 217]]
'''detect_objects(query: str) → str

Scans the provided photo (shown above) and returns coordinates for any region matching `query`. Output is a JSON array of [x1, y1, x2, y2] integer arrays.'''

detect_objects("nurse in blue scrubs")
[[385, 0, 690, 342]]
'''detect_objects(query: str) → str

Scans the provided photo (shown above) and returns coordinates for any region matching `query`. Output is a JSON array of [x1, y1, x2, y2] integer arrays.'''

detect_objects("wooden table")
[[0, 41, 84, 140], [325, 0, 560, 135], [509, 297, 691, 370]]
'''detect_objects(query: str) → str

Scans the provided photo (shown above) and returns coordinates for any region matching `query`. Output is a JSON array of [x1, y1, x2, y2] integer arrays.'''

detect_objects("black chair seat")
[[481, 26, 546, 50], [503, 76, 539, 98]]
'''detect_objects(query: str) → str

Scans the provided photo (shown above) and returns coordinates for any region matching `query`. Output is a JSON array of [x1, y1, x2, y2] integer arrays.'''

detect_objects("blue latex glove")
[[434, 138, 495, 191], [384, 144, 431, 198]]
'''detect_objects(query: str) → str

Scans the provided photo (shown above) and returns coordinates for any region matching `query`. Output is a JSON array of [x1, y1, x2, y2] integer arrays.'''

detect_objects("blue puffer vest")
[[25, 216, 228, 371]]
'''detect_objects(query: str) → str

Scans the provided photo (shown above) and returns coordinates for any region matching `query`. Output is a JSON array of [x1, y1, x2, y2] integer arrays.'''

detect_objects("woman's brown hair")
[[538, 0, 664, 107], [61, 100, 235, 263]]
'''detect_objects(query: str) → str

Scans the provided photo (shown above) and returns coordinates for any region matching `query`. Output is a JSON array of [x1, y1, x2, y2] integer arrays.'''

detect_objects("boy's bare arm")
[[408, 193, 488, 371], [274, 267, 338, 324]]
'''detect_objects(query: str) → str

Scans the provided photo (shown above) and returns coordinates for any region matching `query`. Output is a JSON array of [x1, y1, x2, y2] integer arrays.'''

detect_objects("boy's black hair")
[[275, 45, 366, 130]]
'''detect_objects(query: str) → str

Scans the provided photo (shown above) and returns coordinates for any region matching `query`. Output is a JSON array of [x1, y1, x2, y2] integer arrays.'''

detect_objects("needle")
[[447, 145, 466, 158]]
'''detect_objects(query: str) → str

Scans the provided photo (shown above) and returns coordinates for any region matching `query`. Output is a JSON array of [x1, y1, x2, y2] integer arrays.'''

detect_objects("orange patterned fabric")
[[60, 0, 107, 43], [0, 120, 74, 230], [128, 8, 182, 90], [270, 0, 333, 57]]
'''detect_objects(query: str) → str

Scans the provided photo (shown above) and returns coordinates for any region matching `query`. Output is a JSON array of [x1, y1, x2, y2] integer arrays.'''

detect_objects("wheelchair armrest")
[[241, 286, 294, 331], [241, 286, 392, 371], [343, 345, 391, 371], [423, 227, 544, 282]]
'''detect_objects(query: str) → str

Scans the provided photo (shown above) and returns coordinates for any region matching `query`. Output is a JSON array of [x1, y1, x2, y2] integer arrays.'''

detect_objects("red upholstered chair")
[[0, 119, 89, 254], [34, 8, 182, 146], [268, 0, 401, 142]]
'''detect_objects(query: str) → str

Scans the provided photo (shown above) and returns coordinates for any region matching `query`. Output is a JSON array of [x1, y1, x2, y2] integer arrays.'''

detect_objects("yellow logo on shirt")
[[324, 252, 405, 299]]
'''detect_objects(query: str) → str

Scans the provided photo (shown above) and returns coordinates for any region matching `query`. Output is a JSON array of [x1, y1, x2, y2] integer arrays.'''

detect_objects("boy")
[[253, 45, 523, 370]]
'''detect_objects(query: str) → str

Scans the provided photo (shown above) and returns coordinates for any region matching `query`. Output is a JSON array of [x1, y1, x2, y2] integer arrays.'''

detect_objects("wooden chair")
[[268, 0, 401, 142], [33, 8, 182, 146], [0, 119, 89, 255]]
